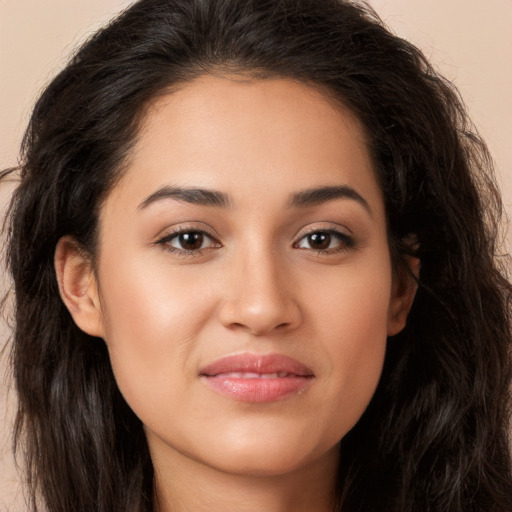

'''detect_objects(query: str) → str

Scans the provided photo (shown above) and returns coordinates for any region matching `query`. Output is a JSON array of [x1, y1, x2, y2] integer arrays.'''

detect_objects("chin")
[[199, 435, 339, 478]]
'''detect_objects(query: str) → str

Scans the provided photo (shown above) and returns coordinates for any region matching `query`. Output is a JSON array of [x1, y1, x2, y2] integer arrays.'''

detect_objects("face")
[[58, 76, 415, 479]]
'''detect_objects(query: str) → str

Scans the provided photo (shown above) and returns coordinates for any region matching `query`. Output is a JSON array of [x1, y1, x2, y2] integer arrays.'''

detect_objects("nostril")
[[218, 290, 302, 335]]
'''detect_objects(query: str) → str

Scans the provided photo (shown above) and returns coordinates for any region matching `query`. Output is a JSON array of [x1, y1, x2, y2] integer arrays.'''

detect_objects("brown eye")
[[158, 229, 220, 253], [295, 230, 355, 253], [307, 232, 331, 250], [177, 232, 204, 250]]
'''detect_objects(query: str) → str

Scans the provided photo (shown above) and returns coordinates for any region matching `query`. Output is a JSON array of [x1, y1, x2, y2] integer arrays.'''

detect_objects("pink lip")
[[200, 353, 314, 403]]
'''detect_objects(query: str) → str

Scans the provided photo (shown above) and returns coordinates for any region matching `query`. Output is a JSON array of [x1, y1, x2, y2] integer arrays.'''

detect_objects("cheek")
[[308, 256, 392, 427], [308, 252, 392, 348], [96, 252, 217, 417], [98, 240, 217, 340]]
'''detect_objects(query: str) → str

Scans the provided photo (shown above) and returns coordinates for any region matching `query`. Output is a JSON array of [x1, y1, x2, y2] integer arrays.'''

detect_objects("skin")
[[56, 76, 417, 512]]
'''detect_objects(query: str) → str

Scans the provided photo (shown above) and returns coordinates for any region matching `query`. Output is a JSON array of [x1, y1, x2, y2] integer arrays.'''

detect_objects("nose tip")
[[218, 265, 302, 336], [220, 299, 301, 336]]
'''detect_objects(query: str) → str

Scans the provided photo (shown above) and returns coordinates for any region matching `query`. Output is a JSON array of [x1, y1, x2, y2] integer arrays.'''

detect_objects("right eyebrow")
[[138, 186, 230, 210]]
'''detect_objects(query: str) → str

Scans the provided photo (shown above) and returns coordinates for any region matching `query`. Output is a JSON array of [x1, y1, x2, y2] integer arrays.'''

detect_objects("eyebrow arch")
[[138, 186, 230, 210], [288, 185, 372, 215]]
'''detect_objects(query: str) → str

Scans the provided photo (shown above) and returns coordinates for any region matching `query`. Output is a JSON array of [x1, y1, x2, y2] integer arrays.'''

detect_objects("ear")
[[387, 255, 420, 336], [54, 236, 105, 338]]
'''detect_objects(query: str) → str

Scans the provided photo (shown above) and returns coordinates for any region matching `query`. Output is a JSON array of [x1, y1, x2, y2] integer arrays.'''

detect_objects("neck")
[[151, 441, 339, 512]]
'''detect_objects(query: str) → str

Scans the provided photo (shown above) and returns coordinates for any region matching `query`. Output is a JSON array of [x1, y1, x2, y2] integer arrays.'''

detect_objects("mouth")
[[199, 353, 314, 403]]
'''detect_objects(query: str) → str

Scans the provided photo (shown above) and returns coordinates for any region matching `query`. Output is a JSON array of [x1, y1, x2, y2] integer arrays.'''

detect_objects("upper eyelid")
[[294, 229, 354, 245], [158, 230, 216, 244], [292, 222, 353, 240], [154, 224, 220, 242]]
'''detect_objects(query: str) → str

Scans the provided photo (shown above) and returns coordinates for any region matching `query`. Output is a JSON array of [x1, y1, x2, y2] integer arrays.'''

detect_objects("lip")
[[200, 353, 314, 403]]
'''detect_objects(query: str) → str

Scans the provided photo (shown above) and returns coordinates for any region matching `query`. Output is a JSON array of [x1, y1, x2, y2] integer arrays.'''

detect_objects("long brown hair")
[[2, 0, 511, 510]]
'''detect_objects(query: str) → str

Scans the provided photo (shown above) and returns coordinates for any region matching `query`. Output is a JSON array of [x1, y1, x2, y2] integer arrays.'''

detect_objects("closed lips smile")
[[200, 353, 314, 402], [211, 372, 298, 378]]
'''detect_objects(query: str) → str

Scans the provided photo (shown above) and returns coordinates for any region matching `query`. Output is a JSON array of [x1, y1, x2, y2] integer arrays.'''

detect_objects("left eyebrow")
[[288, 185, 372, 216], [138, 186, 230, 210]]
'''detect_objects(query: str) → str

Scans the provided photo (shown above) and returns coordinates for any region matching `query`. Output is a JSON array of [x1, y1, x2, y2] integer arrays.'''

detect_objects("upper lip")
[[200, 353, 314, 377]]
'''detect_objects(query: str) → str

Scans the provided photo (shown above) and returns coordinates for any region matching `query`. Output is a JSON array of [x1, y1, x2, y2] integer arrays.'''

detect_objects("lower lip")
[[202, 375, 312, 402]]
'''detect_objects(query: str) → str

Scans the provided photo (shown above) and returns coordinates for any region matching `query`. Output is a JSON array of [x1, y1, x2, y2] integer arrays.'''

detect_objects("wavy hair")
[[2, 0, 511, 510]]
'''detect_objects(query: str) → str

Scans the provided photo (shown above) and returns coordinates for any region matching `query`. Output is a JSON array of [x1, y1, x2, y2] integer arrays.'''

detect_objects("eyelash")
[[155, 228, 220, 257], [293, 229, 356, 255], [155, 227, 355, 257]]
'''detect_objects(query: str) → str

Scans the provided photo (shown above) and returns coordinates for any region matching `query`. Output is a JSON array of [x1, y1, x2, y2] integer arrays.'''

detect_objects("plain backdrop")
[[1, 1, 511, 510]]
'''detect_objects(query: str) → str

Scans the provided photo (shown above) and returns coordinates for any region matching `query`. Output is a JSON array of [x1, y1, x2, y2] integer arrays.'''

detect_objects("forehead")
[[104, 75, 383, 217]]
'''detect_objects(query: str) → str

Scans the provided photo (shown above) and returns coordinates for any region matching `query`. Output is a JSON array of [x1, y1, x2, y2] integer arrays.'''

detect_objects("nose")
[[218, 249, 302, 336]]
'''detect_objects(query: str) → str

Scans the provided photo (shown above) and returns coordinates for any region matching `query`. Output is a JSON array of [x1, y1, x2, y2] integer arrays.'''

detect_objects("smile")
[[200, 353, 314, 402], [212, 372, 296, 378]]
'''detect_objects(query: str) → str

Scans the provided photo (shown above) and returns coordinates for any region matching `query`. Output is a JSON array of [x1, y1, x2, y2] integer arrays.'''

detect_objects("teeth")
[[216, 372, 291, 379]]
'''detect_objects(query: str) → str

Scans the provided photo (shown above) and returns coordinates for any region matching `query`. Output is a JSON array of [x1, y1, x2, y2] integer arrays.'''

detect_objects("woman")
[[1, 0, 511, 510]]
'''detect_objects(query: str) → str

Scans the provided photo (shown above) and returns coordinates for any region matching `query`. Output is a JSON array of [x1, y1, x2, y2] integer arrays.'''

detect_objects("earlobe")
[[54, 236, 105, 338], [387, 255, 420, 336]]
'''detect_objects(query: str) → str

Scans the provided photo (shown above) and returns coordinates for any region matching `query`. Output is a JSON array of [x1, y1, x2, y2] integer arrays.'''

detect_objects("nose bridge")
[[219, 240, 300, 335]]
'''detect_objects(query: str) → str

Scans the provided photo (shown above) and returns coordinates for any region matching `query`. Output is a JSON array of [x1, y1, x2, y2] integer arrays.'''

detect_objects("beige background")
[[1, 1, 511, 510]]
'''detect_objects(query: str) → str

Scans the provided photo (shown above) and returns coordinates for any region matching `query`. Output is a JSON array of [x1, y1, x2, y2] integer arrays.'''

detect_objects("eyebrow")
[[288, 185, 372, 215], [138, 184, 371, 214], [138, 186, 230, 210]]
